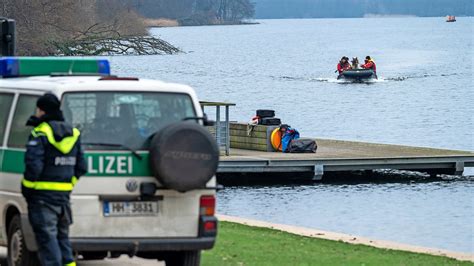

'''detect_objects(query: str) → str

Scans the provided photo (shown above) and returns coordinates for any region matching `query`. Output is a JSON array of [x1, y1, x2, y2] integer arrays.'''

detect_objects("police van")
[[0, 57, 219, 265]]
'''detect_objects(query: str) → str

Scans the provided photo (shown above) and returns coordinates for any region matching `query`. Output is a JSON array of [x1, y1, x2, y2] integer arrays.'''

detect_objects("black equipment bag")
[[260, 117, 281, 126], [256, 109, 275, 118], [288, 139, 317, 153]]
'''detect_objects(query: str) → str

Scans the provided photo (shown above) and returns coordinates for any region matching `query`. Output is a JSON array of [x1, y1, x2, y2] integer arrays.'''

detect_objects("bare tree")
[[0, 0, 180, 55]]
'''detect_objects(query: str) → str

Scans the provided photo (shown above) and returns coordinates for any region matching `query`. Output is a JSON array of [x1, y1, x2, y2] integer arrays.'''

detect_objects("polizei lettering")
[[87, 156, 133, 175], [54, 157, 76, 166]]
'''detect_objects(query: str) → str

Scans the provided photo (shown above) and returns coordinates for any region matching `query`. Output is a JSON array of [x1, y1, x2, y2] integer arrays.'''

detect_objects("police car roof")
[[0, 75, 197, 97]]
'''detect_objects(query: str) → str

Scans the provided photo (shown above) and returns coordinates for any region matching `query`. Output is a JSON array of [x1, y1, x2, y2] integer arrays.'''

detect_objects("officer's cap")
[[37, 93, 60, 114]]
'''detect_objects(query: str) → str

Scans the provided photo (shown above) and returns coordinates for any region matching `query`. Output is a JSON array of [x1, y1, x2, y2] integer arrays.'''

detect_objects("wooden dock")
[[218, 138, 474, 180]]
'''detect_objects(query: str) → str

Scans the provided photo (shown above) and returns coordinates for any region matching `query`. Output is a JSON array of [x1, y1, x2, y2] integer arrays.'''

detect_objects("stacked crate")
[[229, 123, 278, 152]]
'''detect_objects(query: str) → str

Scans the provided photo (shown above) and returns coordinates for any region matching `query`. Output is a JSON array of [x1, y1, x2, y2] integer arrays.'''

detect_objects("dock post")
[[313, 164, 324, 181], [225, 105, 230, 156], [199, 101, 236, 156], [216, 106, 221, 148], [455, 161, 465, 175]]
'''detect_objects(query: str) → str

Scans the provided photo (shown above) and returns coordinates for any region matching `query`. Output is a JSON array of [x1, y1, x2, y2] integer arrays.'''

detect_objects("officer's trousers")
[[27, 200, 75, 266]]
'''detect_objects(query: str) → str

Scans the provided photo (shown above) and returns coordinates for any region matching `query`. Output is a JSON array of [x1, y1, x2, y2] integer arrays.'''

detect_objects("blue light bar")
[[97, 59, 110, 75], [0, 57, 111, 78], [0, 58, 19, 77]]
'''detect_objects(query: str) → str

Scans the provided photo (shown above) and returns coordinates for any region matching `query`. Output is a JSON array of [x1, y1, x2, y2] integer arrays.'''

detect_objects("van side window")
[[8, 95, 39, 148], [0, 93, 14, 145]]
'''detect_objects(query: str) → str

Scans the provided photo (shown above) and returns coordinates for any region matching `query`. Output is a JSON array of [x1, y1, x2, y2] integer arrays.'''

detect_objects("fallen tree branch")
[[52, 35, 181, 56]]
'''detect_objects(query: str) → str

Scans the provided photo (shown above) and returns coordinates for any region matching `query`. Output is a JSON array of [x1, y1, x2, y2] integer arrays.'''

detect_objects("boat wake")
[[310, 77, 386, 84], [385, 73, 459, 81], [273, 72, 460, 84], [273, 76, 383, 83], [383, 75, 429, 81], [277, 76, 304, 81], [311, 77, 348, 83]]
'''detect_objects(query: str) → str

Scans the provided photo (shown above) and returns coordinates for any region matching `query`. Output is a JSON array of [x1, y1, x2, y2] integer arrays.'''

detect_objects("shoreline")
[[217, 214, 474, 262], [144, 18, 259, 28]]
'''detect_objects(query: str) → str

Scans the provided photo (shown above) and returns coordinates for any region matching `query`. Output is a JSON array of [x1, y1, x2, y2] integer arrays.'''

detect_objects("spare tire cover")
[[149, 122, 219, 192]]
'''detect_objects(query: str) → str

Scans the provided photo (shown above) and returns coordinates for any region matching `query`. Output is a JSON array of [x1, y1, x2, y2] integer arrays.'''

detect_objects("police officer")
[[22, 93, 87, 266]]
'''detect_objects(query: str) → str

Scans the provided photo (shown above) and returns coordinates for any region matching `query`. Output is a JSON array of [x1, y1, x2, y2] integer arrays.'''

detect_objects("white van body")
[[0, 74, 217, 263]]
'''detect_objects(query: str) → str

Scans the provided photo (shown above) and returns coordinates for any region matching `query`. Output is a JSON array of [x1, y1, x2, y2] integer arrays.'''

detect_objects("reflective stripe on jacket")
[[22, 176, 79, 191], [32, 122, 80, 154]]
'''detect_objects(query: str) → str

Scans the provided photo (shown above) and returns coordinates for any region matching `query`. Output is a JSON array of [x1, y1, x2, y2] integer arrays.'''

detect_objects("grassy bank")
[[202, 222, 470, 266]]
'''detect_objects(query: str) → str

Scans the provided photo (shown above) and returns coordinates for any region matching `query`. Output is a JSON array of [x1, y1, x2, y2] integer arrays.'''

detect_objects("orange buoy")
[[271, 127, 282, 151]]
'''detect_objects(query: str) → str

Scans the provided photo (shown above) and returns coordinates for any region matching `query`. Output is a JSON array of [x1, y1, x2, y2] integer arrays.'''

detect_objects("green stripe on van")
[[0, 148, 4, 172], [0, 148, 152, 177], [1, 149, 25, 173]]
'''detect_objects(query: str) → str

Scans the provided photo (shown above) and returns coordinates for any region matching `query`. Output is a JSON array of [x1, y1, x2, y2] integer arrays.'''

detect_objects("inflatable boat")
[[337, 69, 377, 81], [446, 15, 456, 22]]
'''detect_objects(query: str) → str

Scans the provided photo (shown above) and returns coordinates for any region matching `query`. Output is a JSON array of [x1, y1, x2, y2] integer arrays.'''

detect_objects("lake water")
[[109, 18, 473, 253]]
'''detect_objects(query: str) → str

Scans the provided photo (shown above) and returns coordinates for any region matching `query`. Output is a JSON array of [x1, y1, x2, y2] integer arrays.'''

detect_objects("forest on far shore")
[[132, 0, 255, 26], [253, 0, 473, 19]]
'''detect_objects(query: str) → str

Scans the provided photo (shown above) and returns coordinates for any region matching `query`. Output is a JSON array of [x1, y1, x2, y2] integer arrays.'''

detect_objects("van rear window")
[[0, 93, 14, 145], [62, 92, 196, 151], [8, 95, 40, 148]]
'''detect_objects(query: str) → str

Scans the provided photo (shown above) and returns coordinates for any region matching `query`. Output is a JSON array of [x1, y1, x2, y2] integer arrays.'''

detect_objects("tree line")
[[124, 0, 255, 26], [253, 0, 474, 18]]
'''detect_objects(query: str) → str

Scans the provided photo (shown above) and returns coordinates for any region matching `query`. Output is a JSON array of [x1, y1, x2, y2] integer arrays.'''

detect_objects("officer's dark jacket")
[[22, 120, 87, 205]]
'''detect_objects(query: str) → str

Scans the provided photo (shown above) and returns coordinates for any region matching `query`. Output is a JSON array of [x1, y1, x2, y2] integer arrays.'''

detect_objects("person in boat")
[[337, 56, 351, 74], [361, 56, 376, 74]]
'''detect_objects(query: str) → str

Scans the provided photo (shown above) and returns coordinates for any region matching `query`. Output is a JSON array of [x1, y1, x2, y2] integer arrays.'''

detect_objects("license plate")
[[103, 201, 158, 217]]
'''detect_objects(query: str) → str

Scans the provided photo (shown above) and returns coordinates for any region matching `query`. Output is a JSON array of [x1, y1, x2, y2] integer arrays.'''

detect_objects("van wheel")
[[162, 251, 201, 266], [7, 215, 40, 266]]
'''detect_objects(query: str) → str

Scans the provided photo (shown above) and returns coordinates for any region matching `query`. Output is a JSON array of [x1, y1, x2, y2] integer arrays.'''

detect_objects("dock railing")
[[200, 101, 236, 156]]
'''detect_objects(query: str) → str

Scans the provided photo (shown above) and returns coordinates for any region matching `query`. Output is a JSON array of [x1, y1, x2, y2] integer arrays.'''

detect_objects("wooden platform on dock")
[[218, 139, 474, 179]]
